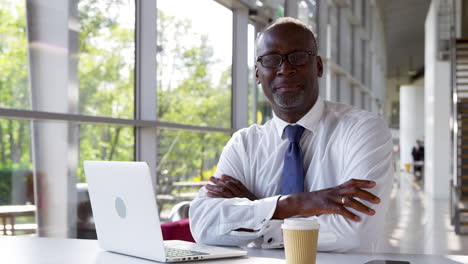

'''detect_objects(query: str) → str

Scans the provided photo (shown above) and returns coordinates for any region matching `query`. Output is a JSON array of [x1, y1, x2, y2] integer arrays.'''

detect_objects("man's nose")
[[277, 59, 297, 76]]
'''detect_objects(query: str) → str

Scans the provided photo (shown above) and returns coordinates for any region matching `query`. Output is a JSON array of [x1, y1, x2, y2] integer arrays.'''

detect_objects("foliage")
[[156, 10, 231, 183], [77, 0, 135, 182], [0, 169, 32, 205], [0, 169, 13, 205], [0, 0, 29, 110], [78, 0, 134, 119], [0, 1, 31, 171], [0, 1, 232, 196]]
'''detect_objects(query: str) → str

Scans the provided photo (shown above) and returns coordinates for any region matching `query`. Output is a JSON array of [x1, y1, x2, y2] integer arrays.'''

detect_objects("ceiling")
[[377, 0, 432, 79]]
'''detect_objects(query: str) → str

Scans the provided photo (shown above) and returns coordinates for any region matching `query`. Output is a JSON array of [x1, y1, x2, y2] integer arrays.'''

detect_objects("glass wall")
[[0, 0, 34, 236], [298, 0, 317, 35], [78, 0, 135, 119], [156, 129, 229, 220], [78, 124, 134, 182], [0, 119, 34, 235], [156, 0, 232, 128], [0, 0, 29, 110]]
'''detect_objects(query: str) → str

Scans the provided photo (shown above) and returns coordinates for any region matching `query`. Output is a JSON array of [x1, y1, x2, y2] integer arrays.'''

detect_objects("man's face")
[[255, 24, 323, 116]]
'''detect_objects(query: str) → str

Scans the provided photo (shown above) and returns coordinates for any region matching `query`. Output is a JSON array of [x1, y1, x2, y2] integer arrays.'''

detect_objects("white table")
[[2, 236, 467, 264]]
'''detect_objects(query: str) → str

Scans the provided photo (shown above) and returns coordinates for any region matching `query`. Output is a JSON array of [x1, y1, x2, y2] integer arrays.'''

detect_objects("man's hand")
[[205, 174, 258, 201], [273, 179, 380, 222]]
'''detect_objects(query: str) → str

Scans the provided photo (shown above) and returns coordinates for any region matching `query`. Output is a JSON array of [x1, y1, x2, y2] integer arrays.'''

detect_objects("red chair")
[[160, 218, 195, 242]]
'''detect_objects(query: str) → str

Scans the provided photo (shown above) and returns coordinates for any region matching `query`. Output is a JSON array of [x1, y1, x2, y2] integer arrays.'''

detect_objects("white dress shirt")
[[189, 97, 393, 252]]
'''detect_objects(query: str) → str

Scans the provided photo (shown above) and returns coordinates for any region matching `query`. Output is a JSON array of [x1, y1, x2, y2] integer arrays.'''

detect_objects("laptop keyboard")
[[165, 247, 209, 258]]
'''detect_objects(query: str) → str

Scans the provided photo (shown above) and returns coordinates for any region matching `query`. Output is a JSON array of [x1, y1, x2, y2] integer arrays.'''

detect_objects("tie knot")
[[285, 125, 305, 143]]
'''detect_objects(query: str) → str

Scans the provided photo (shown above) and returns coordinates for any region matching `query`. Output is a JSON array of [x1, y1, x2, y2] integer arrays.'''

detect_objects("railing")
[[0, 205, 36, 235], [447, 0, 468, 234], [156, 181, 208, 217]]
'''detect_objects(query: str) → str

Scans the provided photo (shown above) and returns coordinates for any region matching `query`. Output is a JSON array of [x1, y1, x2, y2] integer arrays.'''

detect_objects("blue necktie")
[[280, 125, 305, 195]]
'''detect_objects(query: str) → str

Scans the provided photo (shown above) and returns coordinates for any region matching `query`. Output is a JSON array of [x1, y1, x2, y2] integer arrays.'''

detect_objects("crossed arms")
[[189, 117, 393, 252], [207, 175, 380, 222]]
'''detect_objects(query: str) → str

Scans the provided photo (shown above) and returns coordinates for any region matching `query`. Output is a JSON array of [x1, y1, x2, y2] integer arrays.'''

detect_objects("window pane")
[[257, 88, 272, 125], [0, 119, 35, 236], [0, 1, 30, 110], [78, 0, 135, 118], [78, 124, 134, 182], [157, 0, 232, 128], [298, 0, 317, 34], [156, 129, 230, 221], [254, 20, 273, 126], [257, 0, 285, 17]]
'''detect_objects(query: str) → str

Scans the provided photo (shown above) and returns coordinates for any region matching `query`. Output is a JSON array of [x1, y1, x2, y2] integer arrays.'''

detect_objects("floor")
[[377, 171, 468, 255]]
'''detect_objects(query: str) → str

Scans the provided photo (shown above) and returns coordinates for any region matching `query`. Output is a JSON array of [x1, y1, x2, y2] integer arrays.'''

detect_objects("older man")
[[189, 17, 393, 253]]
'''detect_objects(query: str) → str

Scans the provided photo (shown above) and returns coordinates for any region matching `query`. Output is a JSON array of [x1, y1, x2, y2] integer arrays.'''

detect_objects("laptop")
[[84, 161, 247, 262]]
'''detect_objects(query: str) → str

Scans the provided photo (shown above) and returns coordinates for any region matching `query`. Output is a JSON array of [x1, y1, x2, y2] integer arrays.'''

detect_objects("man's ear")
[[316, 56, 323, 77], [255, 65, 261, 84]]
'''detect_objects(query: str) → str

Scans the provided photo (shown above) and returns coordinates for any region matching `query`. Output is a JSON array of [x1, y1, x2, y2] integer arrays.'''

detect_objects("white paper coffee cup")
[[282, 218, 319, 264]]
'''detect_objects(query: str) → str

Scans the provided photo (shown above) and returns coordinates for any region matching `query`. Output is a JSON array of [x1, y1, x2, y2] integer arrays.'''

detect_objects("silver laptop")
[[84, 161, 247, 262]]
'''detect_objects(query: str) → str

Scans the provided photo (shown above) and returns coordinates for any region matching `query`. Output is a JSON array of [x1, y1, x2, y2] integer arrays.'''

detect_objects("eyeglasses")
[[256, 51, 317, 68]]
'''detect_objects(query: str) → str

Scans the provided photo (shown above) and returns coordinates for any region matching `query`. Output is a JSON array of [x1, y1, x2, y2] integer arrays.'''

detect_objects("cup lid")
[[281, 218, 319, 230]]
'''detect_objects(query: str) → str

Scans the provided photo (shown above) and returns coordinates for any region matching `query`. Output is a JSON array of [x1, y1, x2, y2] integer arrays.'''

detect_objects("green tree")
[[77, 0, 135, 181], [0, 1, 233, 191], [0, 0, 31, 170], [156, 10, 231, 187]]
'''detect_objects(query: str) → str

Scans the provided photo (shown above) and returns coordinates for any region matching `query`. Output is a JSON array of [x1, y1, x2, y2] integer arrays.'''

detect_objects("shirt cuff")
[[226, 195, 281, 237], [253, 195, 281, 230]]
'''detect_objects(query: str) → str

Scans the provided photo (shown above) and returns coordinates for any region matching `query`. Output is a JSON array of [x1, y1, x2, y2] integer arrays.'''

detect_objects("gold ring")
[[341, 196, 346, 205]]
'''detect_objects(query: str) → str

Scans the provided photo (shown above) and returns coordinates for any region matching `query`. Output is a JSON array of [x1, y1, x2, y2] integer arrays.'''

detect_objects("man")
[[189, 17, 393, 253], [411, 140, 424, 181]]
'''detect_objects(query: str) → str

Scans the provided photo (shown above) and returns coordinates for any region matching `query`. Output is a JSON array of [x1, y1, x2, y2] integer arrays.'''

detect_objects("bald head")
[[256, 17, 317, 56], [254, 17, 323, 123]]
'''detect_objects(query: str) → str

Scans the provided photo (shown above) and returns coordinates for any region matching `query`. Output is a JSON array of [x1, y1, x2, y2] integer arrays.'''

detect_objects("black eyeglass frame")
[[256, 50, 318, 68]]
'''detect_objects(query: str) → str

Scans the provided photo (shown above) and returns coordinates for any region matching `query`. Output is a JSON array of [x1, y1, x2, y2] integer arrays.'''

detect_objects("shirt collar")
[[272, 96, 325, 139]]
